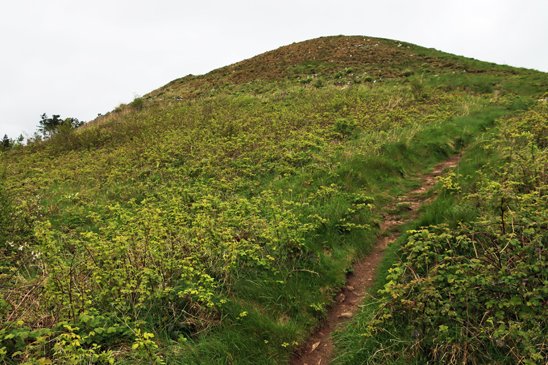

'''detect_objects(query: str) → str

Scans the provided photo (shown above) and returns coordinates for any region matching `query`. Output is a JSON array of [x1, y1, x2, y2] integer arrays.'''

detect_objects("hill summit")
[[142, 35, 519, 101]]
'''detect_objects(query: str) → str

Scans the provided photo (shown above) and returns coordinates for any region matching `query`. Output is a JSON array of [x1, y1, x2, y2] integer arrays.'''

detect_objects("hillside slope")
[[1, 36, 546, 364], [332, 101, 547, 365]]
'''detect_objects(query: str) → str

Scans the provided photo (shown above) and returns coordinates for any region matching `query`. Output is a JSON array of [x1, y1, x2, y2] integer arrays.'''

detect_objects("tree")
[[1, 134, 11, 150], [38, 113, 84, 138], [38, 113, 62, 137]]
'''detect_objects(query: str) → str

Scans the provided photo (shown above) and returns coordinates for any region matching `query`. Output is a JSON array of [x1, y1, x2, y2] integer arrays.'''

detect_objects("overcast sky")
[[1, 0, 547, 138]]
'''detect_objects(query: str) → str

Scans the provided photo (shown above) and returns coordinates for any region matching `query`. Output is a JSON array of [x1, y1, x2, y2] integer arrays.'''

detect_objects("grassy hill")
[[0, 36, 546, 364]]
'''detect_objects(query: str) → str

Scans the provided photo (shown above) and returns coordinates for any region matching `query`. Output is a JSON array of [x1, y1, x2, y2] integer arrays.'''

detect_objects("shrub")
[[130, 97, 144, 111], [114, 103, 126, 113], [1, 135, 11, 151], [313, 78, 325, 88], [334, 118, 358, 138], [38, 114, 84, 138]]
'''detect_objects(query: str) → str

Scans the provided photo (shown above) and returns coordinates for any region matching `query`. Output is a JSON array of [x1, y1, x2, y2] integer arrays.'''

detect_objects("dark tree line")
[[38, 113, 84, 138], [1, 113, 84, 151], [1, 134, 23, 151]]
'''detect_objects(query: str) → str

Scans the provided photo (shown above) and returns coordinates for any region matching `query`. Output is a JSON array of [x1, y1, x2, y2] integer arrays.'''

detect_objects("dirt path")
[[290, 155, 461, 365]]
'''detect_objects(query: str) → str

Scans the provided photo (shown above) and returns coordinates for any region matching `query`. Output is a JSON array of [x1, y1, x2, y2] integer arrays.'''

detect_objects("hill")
[[0, 36, 546, 364]]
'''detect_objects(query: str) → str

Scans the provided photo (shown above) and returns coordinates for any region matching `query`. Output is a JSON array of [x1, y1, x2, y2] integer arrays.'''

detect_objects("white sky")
[[1, 0, 547, 138]]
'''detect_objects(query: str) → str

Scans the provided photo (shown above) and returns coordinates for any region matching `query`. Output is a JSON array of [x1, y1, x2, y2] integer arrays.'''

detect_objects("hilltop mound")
[[143, 35, 518, 102]]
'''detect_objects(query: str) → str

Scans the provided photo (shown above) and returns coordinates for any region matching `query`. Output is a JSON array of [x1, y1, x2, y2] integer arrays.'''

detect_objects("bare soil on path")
[[290, 155, 461, 365]]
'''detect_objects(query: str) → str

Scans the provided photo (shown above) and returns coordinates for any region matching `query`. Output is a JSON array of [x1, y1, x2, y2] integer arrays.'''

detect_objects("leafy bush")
[[130, 97, 144, 111], [114, 104, 125, 113], [1, 135, 12, 151], [334, 118, 358, 138]]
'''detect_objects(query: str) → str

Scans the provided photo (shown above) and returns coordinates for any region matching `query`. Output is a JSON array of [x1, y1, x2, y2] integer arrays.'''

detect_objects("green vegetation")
[[129, 97, 144, 111], [1, 136, 11, 151], [37, 114, 84, 139], [0, 36, 546, 364], [333, 103, 547, 364]]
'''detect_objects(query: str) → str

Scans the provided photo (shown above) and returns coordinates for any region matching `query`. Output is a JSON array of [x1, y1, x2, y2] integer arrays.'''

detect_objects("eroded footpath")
[[291, 155, 462, 365]]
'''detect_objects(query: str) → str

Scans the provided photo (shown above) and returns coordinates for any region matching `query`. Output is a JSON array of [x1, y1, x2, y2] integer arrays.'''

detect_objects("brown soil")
[[290, 154, 461, 365], [144, 36, 487, 102]]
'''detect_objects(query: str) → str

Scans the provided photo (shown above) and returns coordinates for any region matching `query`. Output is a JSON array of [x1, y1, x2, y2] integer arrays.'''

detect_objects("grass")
[[162, 105, 521, 364], [0, 35, 546, 364], [331, 131, 498, 365], [332, 103, 547, 364]]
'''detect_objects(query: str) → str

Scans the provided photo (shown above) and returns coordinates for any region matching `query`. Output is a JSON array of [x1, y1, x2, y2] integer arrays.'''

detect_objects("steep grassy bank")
[[333, 102, 547, 364], [0, 36, 546, 364]]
